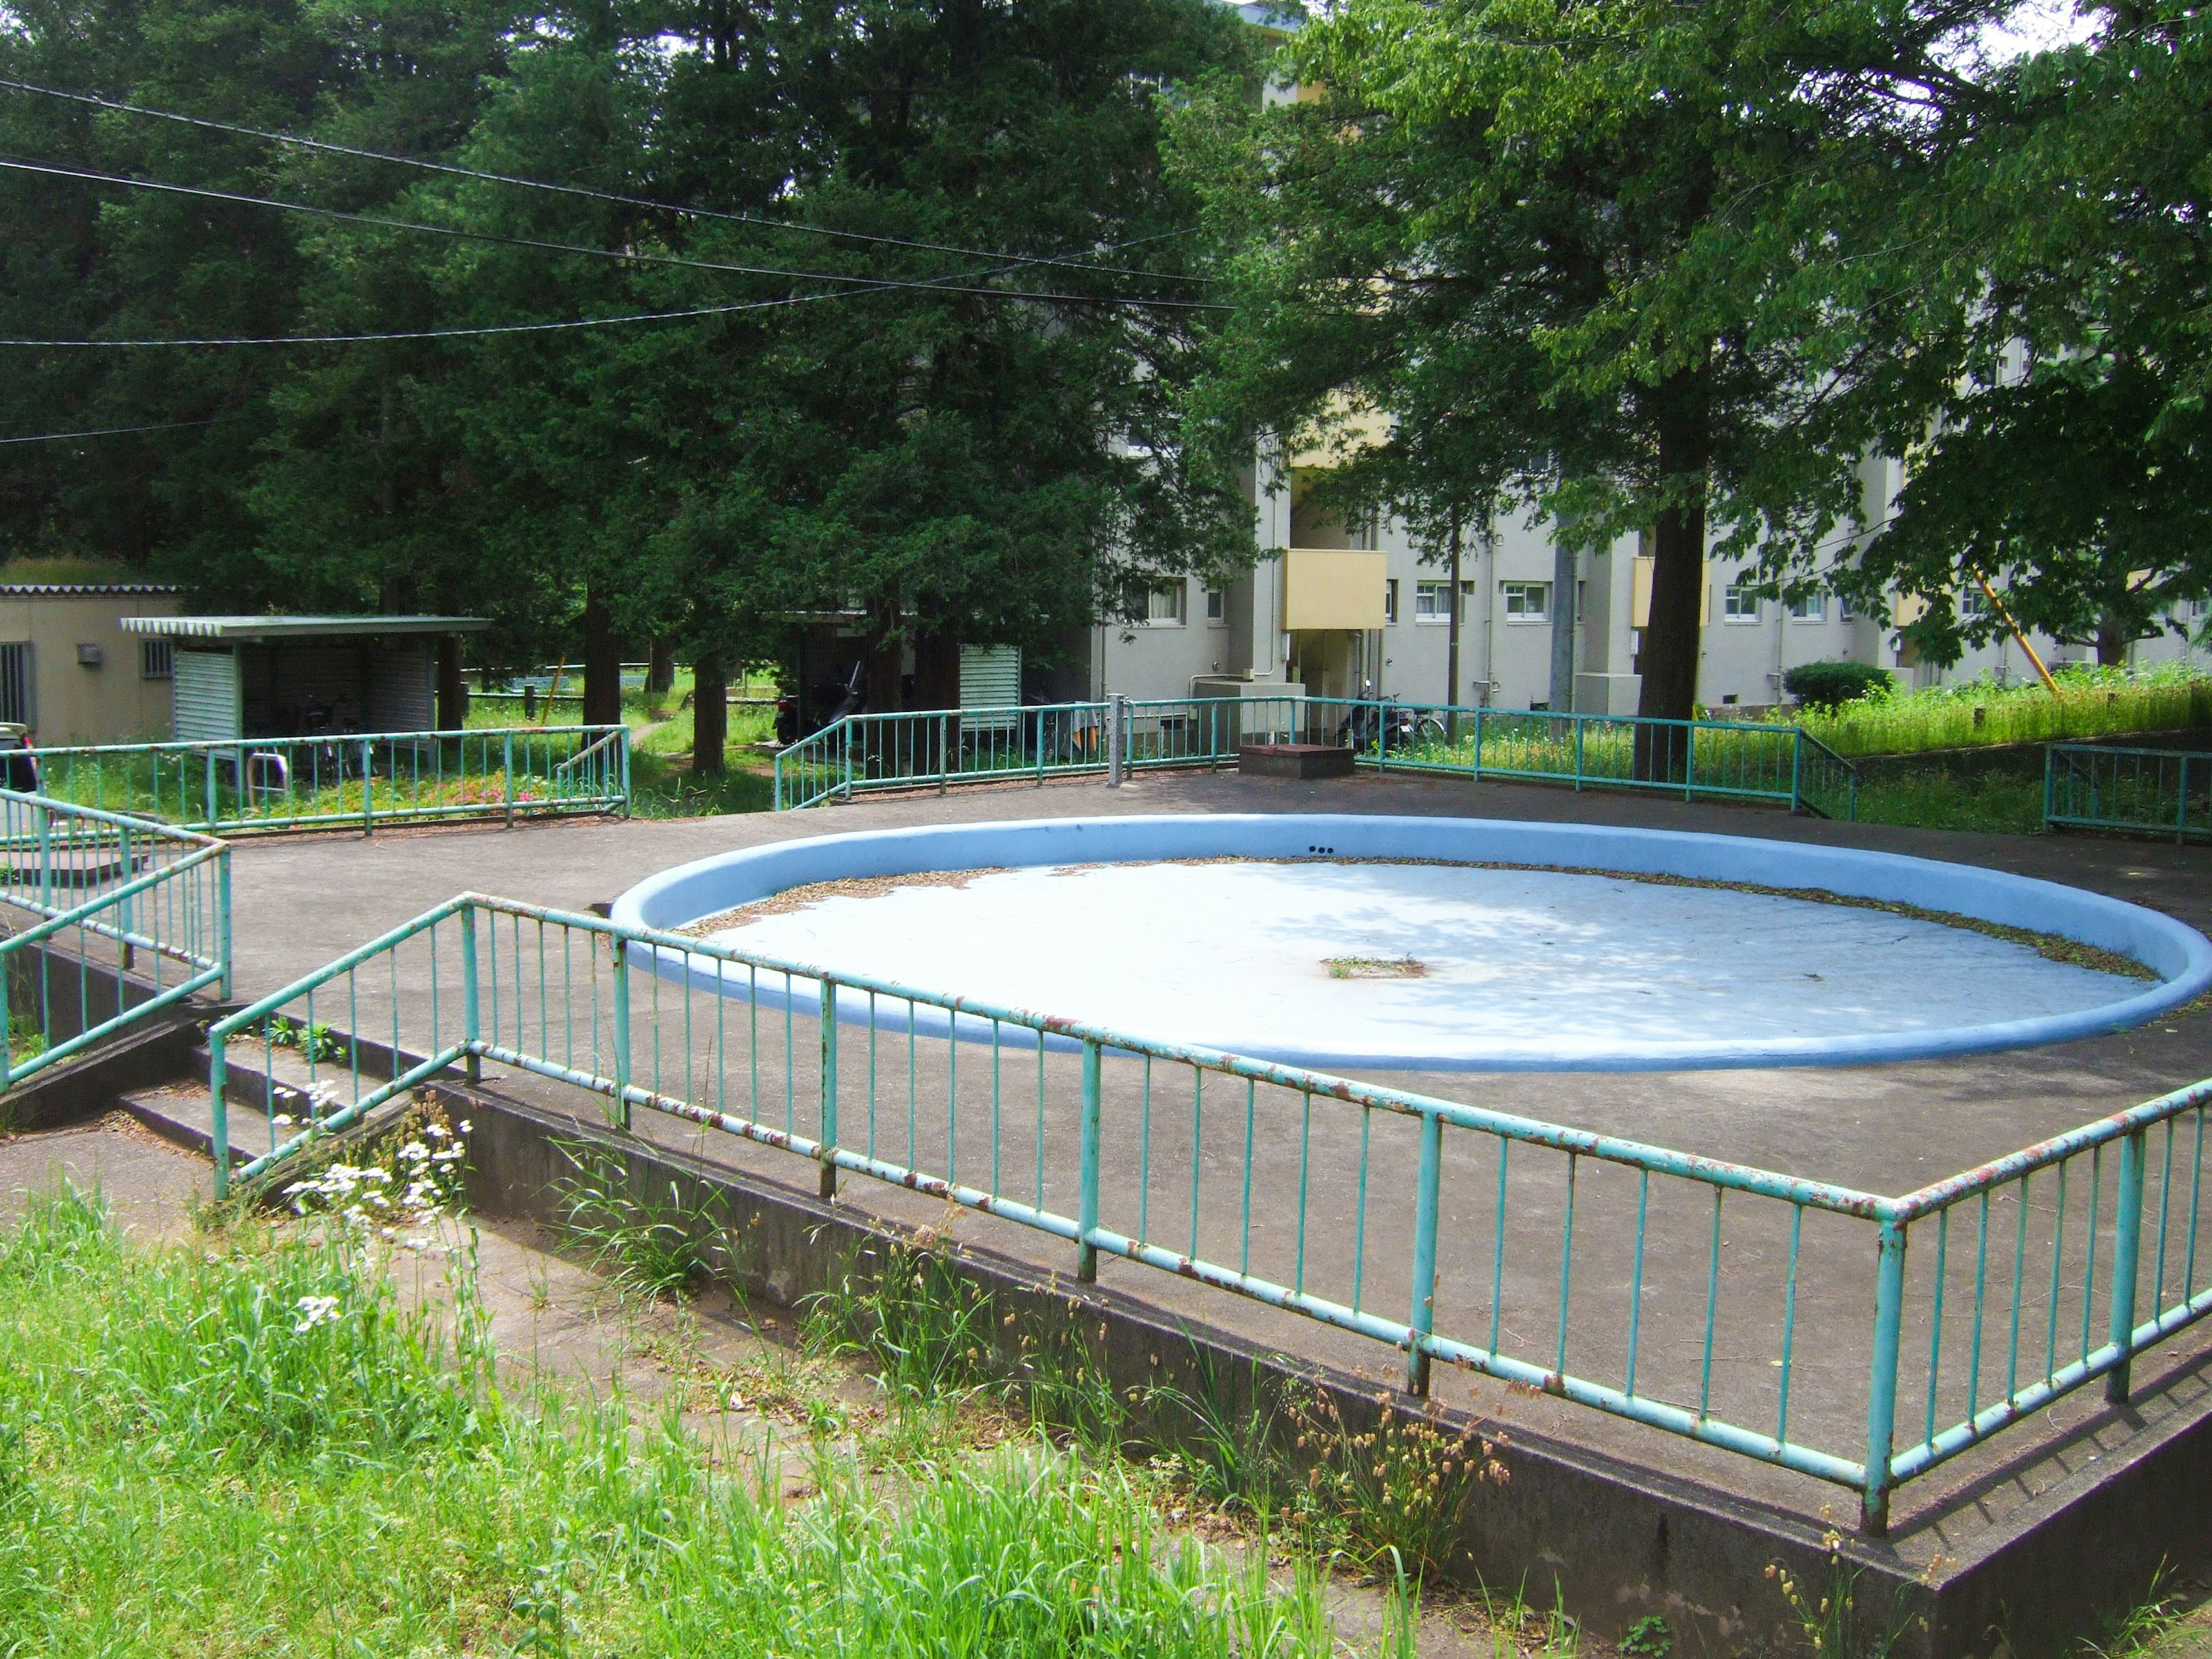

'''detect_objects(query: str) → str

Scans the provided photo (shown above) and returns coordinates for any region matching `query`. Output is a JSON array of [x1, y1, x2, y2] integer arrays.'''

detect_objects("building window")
[[1385, 579, 1400, 624], [1204, 586, 1226, 623], [0, 643, 29, 727], [1144, 584, 1187, 626], [139, 639, 174, 680], [1960, 586, 1990, 620], [1838, 594, 1855, 623], [1723, 580, 1760, 623], [1787, 593, 1827, 623], [1501, 581, 1550, 622], [1414, 581, 1452, 623]]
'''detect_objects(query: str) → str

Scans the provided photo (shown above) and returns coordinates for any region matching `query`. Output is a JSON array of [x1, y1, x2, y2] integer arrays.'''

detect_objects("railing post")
[[361, 739, 374, 835], [203, 749, 217, 832], [938, 713, 949, 794], [1077, 1037, 1102, 1282], [503, 731, 517, 827], [460, 902, 481, 1085], [35, 803, 50, 915], [209, 1025, 229, 1199], [1861, 1216, 1908, 1535], [1574, 714, 1585, 791], [611, 936, 632, 1131], [1406, 1108, 1444, 1397], [1106, 696, 1124, 789], [1791, 732, 1805, 815], [2179, 754, 2191, 846], [1472, 706, 1484, 779], [772, 748, 785, 812], [1683, 722, 1696, 802], [818, 975, 839, 1202], [843, 718, 854, 801], [2107, 1128, 2149, 1403], [216, 846, 232, 999], [2042, 747, 2057, 830]]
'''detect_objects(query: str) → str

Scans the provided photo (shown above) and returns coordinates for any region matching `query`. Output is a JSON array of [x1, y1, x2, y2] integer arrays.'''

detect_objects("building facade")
[[1075, 454, 2210, 714]]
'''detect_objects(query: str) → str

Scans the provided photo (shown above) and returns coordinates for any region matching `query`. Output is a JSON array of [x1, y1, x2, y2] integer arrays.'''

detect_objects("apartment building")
[[1075, 453, 2210, 715]]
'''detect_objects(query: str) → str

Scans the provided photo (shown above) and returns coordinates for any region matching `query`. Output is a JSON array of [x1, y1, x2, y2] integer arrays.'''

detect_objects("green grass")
[[1771, 662, 2212, 759], [0, 1185, 1340, 1657], [1844, 766, 2050, 835]]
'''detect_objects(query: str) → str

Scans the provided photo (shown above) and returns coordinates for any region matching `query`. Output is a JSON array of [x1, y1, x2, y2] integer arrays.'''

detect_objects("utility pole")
[[1445, 506, 1464, 739]]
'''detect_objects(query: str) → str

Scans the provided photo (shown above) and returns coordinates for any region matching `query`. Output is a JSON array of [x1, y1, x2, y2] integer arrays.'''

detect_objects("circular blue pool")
[[612, 815, 2212, 1072]]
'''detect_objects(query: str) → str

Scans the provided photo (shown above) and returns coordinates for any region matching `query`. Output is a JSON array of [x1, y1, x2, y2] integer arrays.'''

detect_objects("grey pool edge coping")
[[609, 814, 2212, 1074]]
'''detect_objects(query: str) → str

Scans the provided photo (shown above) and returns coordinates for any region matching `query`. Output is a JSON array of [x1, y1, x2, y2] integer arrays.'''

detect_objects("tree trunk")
[[1445, 509, 1463, 740], [2096, 613, 2131, 666], [692, 653, 728, 775], [1549, 536, 1578, 711], [912, 630, 962, 773], [1635, 377, 1712, 776], [581, 585, 623, 727], [646, 637, 676, 696]]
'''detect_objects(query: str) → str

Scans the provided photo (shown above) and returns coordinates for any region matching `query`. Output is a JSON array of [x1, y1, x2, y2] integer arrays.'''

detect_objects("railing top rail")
[[0, 835, 228, 953], [2048, 742, 2212, 762], [826, 700, 1107, 726], [206, 895, 468, 1038], [1891, 1074, 2212, 1221], [1796, 729, 1860, 773], [22, 724, 627, 759], [0, 787, 224, 849], [453, 890, 1891, 1217]]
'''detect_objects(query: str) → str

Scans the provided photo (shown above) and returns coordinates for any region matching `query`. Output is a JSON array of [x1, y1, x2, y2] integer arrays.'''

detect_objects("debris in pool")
[[1325, 955, 1428, 980]]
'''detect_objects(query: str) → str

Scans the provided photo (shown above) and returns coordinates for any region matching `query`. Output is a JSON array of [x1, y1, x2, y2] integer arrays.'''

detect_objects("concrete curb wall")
[[419, 1078, 2209, 1658], [611, 813, 2212, 1071]]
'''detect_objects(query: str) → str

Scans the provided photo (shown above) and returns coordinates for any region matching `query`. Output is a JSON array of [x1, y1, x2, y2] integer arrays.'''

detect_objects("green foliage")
[[1783, 661, 1895, 711], [1171, 0, 1998, 720], [549, 1142, 729, 1303], [0, 0, 1256, 689], [1620, 1612, 1675, 1656], [263, 1015, 342, 1065], [0, 1188, 1337, 1656], [1785, 664, 2212, 758]]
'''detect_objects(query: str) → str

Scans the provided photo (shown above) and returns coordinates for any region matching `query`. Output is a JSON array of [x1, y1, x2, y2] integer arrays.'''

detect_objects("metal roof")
[[0, 584, 181, 596], [121, 613, 488, 641]]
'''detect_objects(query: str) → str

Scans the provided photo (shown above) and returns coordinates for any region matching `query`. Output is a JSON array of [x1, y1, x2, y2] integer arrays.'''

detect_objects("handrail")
[[206, 883, 2212, 1532], [775, 695, 1854, 816], [0, 791, 230, 1091], [24, 724, 630, 835], [2046, 741, 2211, 843]]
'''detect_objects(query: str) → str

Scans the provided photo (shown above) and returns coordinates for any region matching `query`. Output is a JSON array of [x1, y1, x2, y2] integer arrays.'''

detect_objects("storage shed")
[[117, 615, 488, 743], [0, 584, 183, 744]]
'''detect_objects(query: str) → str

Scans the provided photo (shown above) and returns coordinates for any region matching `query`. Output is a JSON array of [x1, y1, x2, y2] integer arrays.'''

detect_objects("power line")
[[0, 416, 224, 441], [0, 155, 1228, 312], [0, 74, 1210, 286], [0, 286, 895, 348]]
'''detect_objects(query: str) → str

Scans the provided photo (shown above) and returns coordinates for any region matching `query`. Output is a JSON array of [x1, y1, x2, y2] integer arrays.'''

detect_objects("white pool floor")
[[702, 860, 2145, 1068]]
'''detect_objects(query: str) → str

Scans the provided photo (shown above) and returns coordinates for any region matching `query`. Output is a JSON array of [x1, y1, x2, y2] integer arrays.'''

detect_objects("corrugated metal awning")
[[123, 614, 488, 641]]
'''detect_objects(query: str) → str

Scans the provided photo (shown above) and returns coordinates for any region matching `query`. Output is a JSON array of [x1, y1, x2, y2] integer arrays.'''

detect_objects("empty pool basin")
[[610, 815, 2212, 1072]]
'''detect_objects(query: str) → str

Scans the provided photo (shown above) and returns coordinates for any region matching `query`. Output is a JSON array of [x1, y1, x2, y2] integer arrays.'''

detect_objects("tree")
[[1174, 0, 2019, 732], [1834, 2, 2212, 666]]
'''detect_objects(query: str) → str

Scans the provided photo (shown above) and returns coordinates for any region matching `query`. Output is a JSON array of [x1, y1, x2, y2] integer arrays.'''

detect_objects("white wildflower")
[[292, 1294, 340, 1333]]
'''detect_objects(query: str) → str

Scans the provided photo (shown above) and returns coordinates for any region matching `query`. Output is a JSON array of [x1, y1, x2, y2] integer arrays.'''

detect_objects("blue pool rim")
[[611, 813, 2212, 1073]]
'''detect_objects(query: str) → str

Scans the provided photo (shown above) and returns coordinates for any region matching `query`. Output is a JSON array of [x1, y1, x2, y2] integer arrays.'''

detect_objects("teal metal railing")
[[2046, 744, 2212, 843], [205, 889, 2196, 1532], [26, 725, 630, 836], [774, 696, 1858, 818], [0, 791, 229, 1089]]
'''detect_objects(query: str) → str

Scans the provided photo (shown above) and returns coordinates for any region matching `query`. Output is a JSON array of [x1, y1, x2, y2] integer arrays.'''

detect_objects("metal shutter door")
[[172, 648, 241, 741]]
